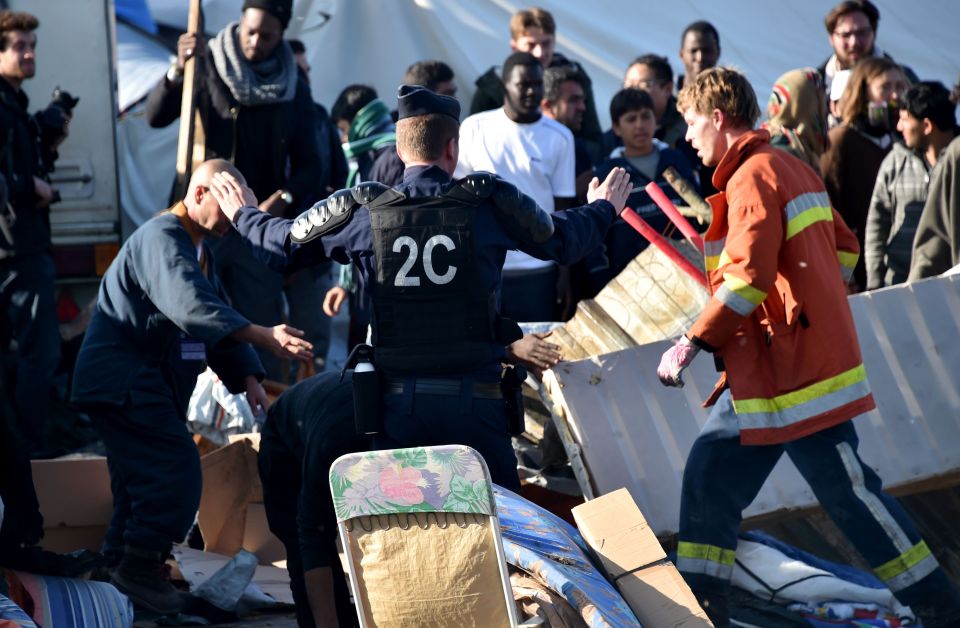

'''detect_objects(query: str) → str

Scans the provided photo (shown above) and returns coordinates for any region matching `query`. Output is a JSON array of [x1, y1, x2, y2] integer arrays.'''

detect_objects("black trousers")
[[83, 399, 201, 554]]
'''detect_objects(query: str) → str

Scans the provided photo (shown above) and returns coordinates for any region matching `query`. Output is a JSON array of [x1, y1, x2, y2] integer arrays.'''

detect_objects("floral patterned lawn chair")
[[329, 445, 521, 627]]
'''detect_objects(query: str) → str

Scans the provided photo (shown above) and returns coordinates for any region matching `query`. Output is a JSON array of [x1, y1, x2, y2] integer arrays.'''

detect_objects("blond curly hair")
[[677, 66, 760, 129]]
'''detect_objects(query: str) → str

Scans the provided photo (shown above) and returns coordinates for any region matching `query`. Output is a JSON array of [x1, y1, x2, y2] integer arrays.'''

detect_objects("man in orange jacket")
[[657, 67, 960, 627]]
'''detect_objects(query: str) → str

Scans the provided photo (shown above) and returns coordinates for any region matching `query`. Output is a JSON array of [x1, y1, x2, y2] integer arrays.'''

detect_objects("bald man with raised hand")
[[71, 159, 312, 615]]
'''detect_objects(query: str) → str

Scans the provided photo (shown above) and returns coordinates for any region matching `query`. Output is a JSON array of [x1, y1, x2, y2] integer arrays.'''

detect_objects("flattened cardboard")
[[573, 488, 711, 628], [31, 456, 112, 552]]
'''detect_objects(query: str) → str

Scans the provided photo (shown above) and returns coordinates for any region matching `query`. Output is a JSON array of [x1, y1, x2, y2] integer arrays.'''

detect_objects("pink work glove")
[[657, 335, 700, 387]]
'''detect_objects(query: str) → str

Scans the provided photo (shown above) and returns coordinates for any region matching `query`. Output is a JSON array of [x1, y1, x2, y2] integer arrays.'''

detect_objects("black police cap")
[[397, 85, 460, 122]]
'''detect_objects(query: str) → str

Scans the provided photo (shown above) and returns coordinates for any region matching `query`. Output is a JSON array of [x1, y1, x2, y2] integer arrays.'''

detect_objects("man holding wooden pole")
[[145, 0, 323, 380]]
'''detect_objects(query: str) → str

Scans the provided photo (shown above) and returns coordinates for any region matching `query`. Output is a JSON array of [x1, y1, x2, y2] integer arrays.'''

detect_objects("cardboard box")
[[198, 436, 285, 566], [572, 488, 712, 627], [31, 456, 112, 553]]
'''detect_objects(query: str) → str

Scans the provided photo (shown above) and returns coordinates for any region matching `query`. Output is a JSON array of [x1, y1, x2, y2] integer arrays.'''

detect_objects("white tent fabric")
[[145, 0, 960, 125], [120, 0, 960, 226], [116, 22, 171, 113]]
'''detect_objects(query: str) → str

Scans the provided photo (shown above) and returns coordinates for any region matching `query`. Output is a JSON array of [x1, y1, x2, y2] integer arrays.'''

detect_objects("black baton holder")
[[501, 365, 527, 436]]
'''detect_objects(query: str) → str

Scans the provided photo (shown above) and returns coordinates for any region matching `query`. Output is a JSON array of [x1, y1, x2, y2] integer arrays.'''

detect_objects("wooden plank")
[[174, 0, 205, 198]]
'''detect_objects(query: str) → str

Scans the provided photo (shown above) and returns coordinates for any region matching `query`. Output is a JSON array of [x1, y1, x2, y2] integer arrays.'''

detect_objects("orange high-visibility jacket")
[[689, 130, 875, 445]]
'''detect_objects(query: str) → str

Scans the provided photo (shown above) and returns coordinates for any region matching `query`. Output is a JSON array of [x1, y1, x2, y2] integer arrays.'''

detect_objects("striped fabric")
[[0, 594, 36, 627], [676, 541, 736, 580], [10, 571, 134, 628]]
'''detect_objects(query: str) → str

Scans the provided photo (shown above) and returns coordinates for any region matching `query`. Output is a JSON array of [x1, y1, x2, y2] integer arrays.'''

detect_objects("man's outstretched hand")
[[506, 331, 562, 377], [232, 323, 314, 363], [587, 167, 632, 213]]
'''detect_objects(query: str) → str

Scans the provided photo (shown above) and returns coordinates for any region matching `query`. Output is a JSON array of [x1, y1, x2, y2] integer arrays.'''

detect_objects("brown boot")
[[110, 546, 183, 615]]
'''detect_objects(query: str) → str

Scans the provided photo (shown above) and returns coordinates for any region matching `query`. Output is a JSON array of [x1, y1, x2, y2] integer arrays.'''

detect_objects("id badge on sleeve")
[[179, 332, 207, 361]]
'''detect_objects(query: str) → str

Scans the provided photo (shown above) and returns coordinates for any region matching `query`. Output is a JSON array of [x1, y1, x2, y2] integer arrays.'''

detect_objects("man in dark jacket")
[[144, 0, 322, 380], [72, 159, 313, 615], [0, 9, 64, 456], [470, 7, 602, 160]]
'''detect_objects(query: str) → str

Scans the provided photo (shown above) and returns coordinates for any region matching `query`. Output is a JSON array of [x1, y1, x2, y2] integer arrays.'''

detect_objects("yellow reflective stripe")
[[734, 364, 867, 415], [837, 250, 858, 269], [874, 541, 933, 583], [677, 541, 736, 566], [705, 250, 733, 271], [722, 273, 767, 306], [786, 205, 833, 240]]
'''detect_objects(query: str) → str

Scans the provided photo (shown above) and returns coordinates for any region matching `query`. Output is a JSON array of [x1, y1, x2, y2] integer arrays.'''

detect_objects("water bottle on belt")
[[341, 344, 382, 435]]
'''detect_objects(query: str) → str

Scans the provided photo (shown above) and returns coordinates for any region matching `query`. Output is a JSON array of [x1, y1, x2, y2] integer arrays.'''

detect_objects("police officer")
[[258, 372, 366, 627], [211, 86, 631, 491]]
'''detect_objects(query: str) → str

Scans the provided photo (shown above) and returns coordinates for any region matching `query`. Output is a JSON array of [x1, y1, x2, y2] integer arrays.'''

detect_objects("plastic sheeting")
[[494, 487, 641, 628], [116, 22, 170, 113]]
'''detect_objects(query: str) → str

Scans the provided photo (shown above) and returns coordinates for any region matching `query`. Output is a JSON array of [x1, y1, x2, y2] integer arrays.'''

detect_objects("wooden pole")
[[663, 166, 712, 224], [174, 0, 205, 199]]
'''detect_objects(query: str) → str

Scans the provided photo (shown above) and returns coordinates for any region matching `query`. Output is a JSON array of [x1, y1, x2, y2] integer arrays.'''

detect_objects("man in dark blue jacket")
[[144, 0, 323, 380], [212, 86, 632, 492], [72, 159, 312, 615]]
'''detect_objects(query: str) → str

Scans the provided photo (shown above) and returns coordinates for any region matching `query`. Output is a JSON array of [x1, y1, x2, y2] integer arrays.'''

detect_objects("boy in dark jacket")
[[584, 88, 696, 294]]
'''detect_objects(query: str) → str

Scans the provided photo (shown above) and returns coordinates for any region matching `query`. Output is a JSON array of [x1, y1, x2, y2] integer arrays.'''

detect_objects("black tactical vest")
[[368, 190, 503, 374]]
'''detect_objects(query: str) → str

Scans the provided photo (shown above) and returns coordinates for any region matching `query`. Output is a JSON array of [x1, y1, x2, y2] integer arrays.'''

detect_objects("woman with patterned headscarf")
[[763, 68, 828, 169]]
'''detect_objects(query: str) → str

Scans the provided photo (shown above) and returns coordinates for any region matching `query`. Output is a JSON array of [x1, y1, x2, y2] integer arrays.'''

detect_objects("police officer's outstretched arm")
[[586, 167, 632, 211], [511, 167, 632, 265]]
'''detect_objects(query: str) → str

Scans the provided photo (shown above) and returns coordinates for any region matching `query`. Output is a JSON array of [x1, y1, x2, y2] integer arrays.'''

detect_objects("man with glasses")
[[818, 0, 917, 96]]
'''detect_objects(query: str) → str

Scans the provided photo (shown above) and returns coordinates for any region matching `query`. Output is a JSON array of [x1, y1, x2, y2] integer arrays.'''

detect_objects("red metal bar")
[[620, 208, 709, 288], [645, 181, 704, 253]]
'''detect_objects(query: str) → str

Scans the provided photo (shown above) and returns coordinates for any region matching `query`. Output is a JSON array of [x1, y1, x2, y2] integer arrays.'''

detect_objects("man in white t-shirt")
[[456, 51, 577, 322]]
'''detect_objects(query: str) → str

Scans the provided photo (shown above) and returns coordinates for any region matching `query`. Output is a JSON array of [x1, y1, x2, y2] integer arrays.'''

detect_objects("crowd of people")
[[1, 0, 960, 627]]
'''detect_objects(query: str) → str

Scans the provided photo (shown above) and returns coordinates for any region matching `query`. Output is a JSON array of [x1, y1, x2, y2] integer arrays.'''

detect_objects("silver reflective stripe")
[[715, 285, 757, 316], [784, 191, 832, 221], [736, 377, 872, 430], [884, 553, 939, 592], [836, 442, 912, 553], [704, 238, 726, 257], [677, 557, 734, 580]]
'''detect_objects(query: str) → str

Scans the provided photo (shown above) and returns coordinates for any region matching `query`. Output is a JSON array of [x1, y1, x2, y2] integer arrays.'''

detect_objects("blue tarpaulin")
[[494, 487, 641, 628]]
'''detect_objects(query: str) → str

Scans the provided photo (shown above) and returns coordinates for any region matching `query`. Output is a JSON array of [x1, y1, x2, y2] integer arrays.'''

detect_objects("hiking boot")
[[0, 544, 104, 578], [110, 545, 183, 615]]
